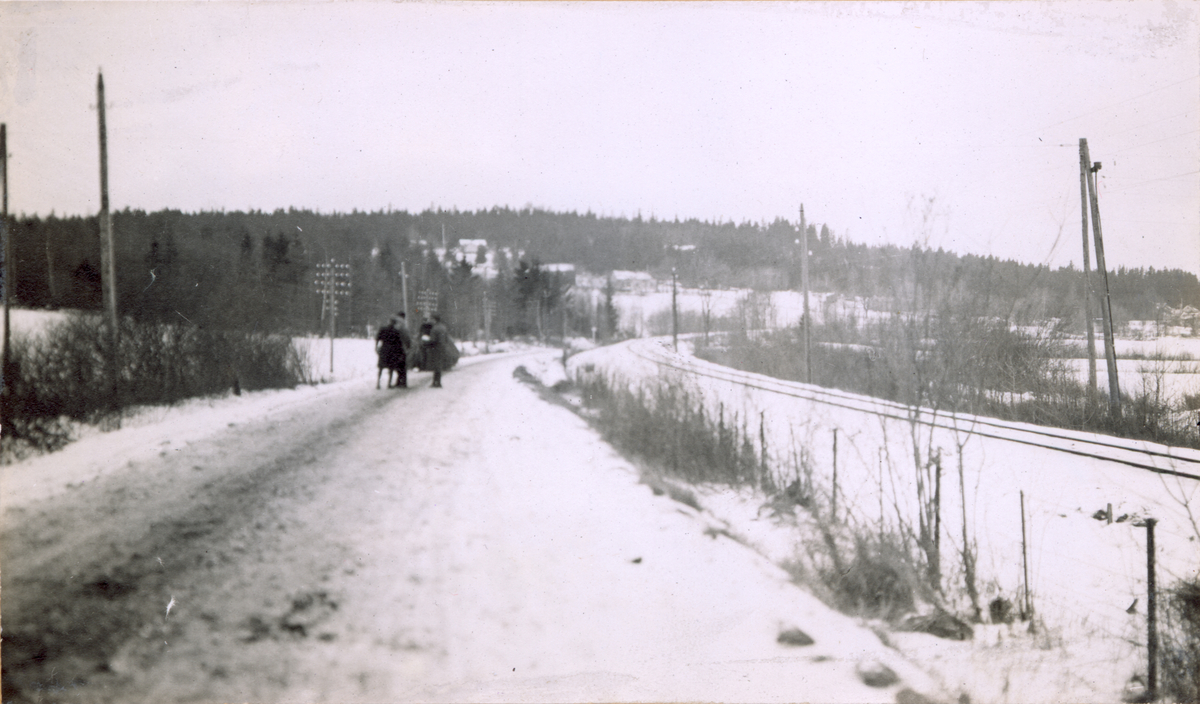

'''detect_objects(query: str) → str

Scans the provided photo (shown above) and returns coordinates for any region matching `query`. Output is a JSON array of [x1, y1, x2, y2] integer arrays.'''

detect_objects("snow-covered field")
[[609, 294, 1200, 402], [0, 307, 75, 339], [1060, 336, 1200, 402], [1062, 357, 1200, 402], [610, 289, 838, 336], [568, 337, 1200, 704], [605, 291, 1200, 406], [1112, 336, 1200, 359]]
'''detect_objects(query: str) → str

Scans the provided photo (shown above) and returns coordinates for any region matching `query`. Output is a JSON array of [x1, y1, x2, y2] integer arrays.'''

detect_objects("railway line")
[[624, 337, 1200, 482]]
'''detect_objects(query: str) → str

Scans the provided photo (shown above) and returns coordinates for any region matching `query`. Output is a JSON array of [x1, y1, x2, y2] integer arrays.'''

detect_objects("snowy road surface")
[[1, 350, 941, 703]]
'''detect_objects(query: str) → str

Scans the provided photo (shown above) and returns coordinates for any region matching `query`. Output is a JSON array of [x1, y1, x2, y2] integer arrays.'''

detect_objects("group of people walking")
[[374, 312, 451, 389]]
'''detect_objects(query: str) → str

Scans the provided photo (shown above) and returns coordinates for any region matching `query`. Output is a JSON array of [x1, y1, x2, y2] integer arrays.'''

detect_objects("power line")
[[1103, 217, 1200, 225], [1102, 169, 1200, 181], [1113, 128, 1200, 155], [1098, 108, 1197, 140], [1032, 74, 1200, 134], [1103, 168, 1200, 189]]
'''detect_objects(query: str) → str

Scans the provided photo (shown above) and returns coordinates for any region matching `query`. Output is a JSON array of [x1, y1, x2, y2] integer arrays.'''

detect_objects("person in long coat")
[[391, 312, 413, 387], [375, 316, 408, 389], [422, 314, 450, 388]]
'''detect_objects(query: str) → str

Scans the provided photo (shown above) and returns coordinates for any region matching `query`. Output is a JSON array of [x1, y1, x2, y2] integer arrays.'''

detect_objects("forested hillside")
[[5, 206, 1198, 339]]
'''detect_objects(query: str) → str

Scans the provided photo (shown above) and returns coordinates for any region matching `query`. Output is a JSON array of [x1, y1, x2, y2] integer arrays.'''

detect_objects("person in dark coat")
[[392, 312, 413, 388], [375, 315, 410, 389], [422, 314, 450, 388]]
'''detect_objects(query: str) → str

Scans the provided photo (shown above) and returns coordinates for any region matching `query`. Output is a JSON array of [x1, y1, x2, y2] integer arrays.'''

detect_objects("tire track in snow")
[[0, 384, 406, 703]]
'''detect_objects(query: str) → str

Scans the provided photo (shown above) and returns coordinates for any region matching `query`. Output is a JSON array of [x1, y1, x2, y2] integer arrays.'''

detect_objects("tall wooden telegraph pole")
[[1080, 138, 1120, 419], [400, 261, 409, 321], [1, 123, 10, 442], [1078, 141, 1098, 398], [98, 72, 120, 405], [800, 204, 811, 384], [672, 268, 679, 352]]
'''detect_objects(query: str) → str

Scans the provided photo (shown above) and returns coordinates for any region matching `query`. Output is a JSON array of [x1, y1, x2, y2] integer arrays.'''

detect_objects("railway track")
[[625, 338, 1200, 482]]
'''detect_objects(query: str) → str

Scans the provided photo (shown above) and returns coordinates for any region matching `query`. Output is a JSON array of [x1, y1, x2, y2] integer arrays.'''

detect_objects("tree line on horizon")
[[3, 205, 1198, 339]]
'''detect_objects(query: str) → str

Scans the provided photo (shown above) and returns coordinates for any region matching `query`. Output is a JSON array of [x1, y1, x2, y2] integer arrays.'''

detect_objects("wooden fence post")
[[831, 428, 839, 523], [759, 411, 767, 491], [1021, 490, 1032, 619], [878, 448, 885, 542], [1146, 517, 1158, 701]]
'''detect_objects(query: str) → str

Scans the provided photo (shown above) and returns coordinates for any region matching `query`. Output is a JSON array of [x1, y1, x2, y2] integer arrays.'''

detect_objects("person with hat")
[[422, 313, 450, 388]]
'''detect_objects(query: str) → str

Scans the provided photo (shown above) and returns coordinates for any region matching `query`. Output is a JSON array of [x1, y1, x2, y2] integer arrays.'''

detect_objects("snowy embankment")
[[567, 337, 1200, 704]]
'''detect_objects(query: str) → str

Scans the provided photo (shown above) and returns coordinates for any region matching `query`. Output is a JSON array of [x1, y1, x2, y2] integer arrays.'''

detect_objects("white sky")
[[1, 1, 1198, 275]]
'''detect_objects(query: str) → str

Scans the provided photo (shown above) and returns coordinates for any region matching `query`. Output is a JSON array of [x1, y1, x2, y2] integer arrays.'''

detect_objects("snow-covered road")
[[1, 350, 941, 703]]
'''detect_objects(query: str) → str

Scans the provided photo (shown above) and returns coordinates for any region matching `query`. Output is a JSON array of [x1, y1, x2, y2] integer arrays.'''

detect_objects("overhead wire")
[[1112, 128, 1200, 155], [1103, 218, 1200, 226], [1101, 170, 1200, 193], [1097, 108, 1197, 141], [1031, 74, 1200, 134]]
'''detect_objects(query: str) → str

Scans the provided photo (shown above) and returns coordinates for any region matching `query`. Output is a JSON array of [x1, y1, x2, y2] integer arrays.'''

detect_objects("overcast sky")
[[2, 1, 1197, 275]]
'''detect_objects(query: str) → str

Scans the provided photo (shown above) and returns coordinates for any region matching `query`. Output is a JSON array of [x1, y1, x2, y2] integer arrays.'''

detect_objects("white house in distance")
[[610, 270, 657, 294], [457, 239, 488, 261], [432, 238, 508, 280], [542, 263, 577, 287], [574, 270, 658, 294]]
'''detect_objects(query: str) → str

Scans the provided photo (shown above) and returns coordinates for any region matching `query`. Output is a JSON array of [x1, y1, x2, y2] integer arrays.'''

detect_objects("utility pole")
[[329, 276, 336, 373], [45, 231, 57, 306], [400, 261, 409, 321], [1, 123, 10, 444], [314, 259, 351, 374], [97, 72, 120, 408], [562, 292, 569, 364], [483, 290, 492, 353], [1078, 140, 1098, 398], [800, 204, 811, 384], [672, 268, 679, 352], [1081, 138, 1121, 420]]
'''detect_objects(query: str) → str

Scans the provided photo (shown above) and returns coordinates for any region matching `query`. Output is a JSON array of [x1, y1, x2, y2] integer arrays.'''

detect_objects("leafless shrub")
[[576, 369, 937, 626], [575, 372, 766, 488], [3, 313, 307, 452]]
